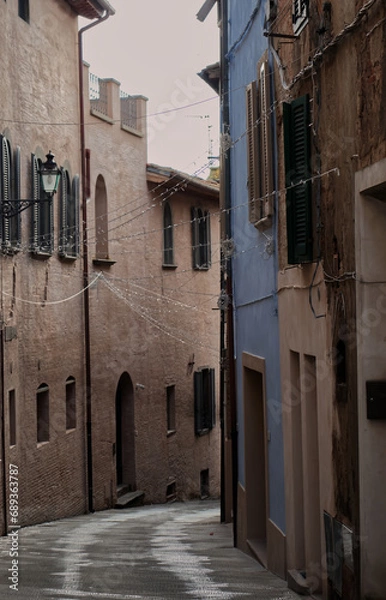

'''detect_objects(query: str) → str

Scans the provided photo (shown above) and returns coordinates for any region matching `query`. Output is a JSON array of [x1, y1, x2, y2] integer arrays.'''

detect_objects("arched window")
[[30, 154, 53, 255], [191, 207, 211, 269], [163, 201, 174, 266], [59, 170, 79, 258], [95, 175, 108, 259], [0, 135, 21, 250]]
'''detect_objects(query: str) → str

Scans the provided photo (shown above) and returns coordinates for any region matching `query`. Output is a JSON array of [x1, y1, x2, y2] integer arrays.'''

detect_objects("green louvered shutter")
[[1, 136, 10, 246], [283, 95, 313, 264], [12, 146, 21, 247], [59, 168, 67, 256], [194, 370, 203, 435], [72, 175, 80, 257], [31, 154, 40, 251]]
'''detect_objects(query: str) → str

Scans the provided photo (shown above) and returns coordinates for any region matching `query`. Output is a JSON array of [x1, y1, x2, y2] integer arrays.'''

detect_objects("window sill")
[[167, 429, 176, 438], [66, 427, 76, 434], [162, 263, 178, 270], [195, 428, 211, 437], [59, 253, 78, 262], [37, 441, 49, 448], [254, 215, 272, 231], [193, 265, 210, 271], [30, 250, 52, 260], [2, 245, 21, 256], [92, 257, 116, 267]]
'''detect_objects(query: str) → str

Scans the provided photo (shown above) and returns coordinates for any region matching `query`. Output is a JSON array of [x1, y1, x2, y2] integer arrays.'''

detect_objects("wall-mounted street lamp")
[[39, 151, 61, 196], [2, 151, 61, 217]]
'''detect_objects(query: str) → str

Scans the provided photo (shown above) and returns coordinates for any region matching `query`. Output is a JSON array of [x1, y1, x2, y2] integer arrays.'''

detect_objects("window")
[[283, 95, 313, 264], [66, 377, 76, 430], [95, 174, 109, 260], [200, 468, 209, 499], [194, 367, 215, 435], [246, 59, 273, 227], [191, 207, 211, 269], [0, 136, 21, 250], [30, 154, 53, 255], [37, 384, 49, 443], [18, 0, 29, 22], [166, 480, 176, 502], [9, 390, 16, 447], [59, 171, 79, 258], [166, 385, 176, 433], [292, 0, 308, 35], [163, 202, 174, 266]]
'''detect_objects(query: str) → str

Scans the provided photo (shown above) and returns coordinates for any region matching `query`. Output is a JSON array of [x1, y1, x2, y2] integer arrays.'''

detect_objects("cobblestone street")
[[0, 500, 309, 599]]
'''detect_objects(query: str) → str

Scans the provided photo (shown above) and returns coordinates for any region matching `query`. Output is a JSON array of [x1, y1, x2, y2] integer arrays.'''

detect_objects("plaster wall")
[[227, 0, 286, 537], [355, 158, 386, 599]]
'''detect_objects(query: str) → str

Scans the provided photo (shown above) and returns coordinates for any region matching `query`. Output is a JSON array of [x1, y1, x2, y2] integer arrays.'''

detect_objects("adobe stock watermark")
[[147, 76, 212, 145], [8, 463, 20, 592]]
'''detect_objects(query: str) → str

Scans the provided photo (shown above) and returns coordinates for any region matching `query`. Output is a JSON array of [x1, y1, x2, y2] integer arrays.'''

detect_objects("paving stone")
[[0, 500, 311, 599]]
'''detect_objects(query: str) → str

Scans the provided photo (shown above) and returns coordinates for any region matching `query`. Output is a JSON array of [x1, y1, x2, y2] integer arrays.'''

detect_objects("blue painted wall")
[[227, 0, 286, 532]]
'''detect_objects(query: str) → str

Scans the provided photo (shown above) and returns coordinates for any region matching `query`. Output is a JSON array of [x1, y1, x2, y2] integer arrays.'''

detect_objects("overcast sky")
[[81, 0, 220, 178]]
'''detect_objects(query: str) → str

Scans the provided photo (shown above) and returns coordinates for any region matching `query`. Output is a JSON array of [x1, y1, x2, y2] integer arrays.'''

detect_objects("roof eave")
[[146, 164, 219, 199], [66, 0, 115, 19]]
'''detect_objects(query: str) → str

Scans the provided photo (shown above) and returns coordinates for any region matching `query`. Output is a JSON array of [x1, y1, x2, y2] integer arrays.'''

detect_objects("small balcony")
[[88, 72, 147, 136]]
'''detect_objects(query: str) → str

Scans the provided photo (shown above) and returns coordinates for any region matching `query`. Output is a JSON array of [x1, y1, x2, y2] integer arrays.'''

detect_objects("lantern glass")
[[40, 152, 61, 196]]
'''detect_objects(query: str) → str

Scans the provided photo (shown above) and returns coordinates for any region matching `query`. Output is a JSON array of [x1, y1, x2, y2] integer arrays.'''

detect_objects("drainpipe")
[[78, 5, 115, 513], [220, 0, 238, 546]]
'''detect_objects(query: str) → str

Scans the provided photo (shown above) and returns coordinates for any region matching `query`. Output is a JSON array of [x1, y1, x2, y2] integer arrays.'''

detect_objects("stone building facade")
[[0, 0, 220, 535], [82, 68, 220, 509], [270, 1, 386, 597], [209, 0, 386, 598]]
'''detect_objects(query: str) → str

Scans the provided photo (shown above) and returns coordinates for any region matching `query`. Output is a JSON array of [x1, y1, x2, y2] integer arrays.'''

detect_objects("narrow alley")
[[0, 500, 309, 599]]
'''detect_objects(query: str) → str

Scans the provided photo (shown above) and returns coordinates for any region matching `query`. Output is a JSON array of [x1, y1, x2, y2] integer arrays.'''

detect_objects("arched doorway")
[[115, 373, 136, 491]]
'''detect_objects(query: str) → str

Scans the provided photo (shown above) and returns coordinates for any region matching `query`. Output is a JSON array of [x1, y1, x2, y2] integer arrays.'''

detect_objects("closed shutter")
[[59, 168, 67, 256], [163, 202, 173, 265], [48, 180, 54, 253], [194, 371, 203, 435], [72, 175, 80, 257], [246, 81, 260, 223], [283, 95, 313, 264], [195, 368, 215, 434], [205, 211, 211, 267], [259, 60, 273, 219], [1, 136, 10, 245], [31, 154, 40, 251], [12, 146, 21, 247], [209, 368, 215, 428], [191, 207, 200, 269], [292, 0, 308, 34]]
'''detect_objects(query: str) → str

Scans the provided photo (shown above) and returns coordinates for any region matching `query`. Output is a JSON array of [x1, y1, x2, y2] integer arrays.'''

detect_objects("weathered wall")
[[0, 0, 86, 532], [226, 0, 286, 577], [273, 0, 386, 597], [84, 71, 220, 508]]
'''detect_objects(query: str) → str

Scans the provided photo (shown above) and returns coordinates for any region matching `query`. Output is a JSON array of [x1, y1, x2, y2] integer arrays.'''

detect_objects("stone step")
[[287, 569, 312, 596], [115, 490, 145, 509]]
